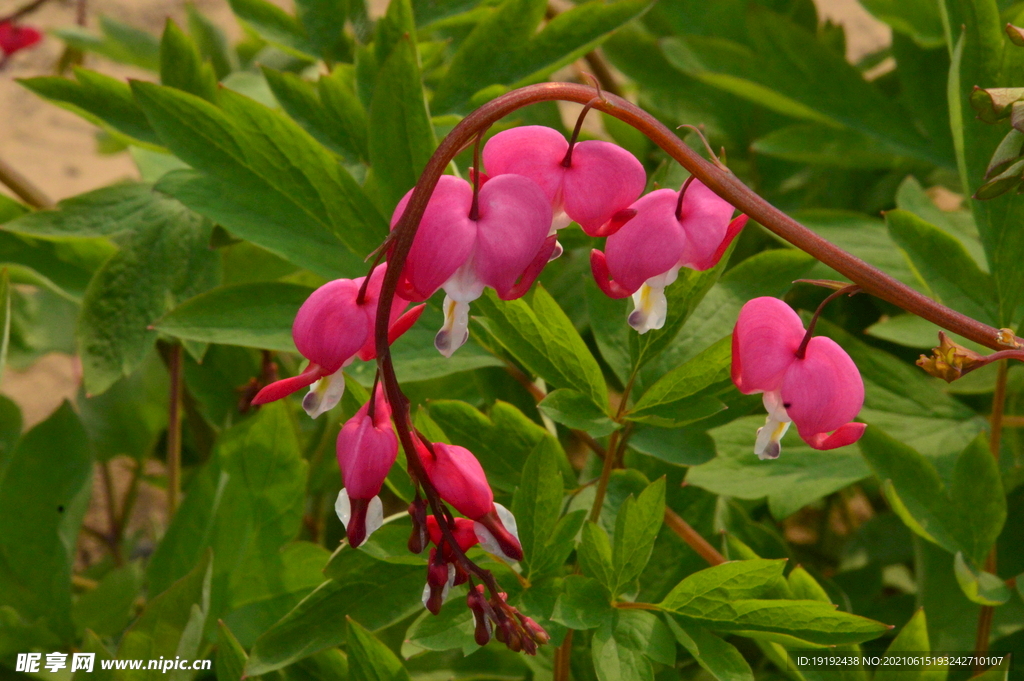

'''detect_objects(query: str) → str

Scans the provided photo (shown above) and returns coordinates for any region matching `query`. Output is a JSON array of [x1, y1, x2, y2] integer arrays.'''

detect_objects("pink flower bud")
[[732, 297, 866, 459], [593, 179, 747, 334], [467, 585, 493, 646], [391, 175, 554, 357], [423, 547, 455, 614], [425, 515, 479, 557], [0, 22, 41, 56], [334, 385, 397, 548], [482, 126, 646, 237], [251, 264, 424, 417]]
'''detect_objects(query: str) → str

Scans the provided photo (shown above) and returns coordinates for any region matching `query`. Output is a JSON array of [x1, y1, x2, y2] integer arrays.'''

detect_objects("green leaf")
[[133, 82, 387, 275], [591, 610, 675, 681], [402, 593, 478, 656], [155, 282, 313, 352], [116, 551, 212, 681], [628, 337, 731, 425], [689, 416, 870, 520], [431, 0, 651, 112], [666, 619, 754, 681], [72, 561, 143, 637], [347, 617, 411, 681], [147, 402, 308, 623], [895, 176, 986, 270], [18, 69, 161, 148], [859, 428, 1005, 564], [0, 395, 21, 470], [296, 0, 350, 61], [885, 209, 998, 325], [54, 16, 161, 71], [262, 66, 369, 161], [943, 0, 1024, 325], [628, 426, 716, 467], [475, 285, 608, 411], [186, 4, 236, 80], [426, 399, 573, 493], [860, 0, 944, 47], [539, 389, 618, 436], [367, 35, 437, 212], [216, 621, 249, 681], [953, 552, 1010, 606], [228, 0, 316, 59], [612, 478, 665, 595], [551, 576, 612, 630], [511, 438, 569, 578], [247, 550, 423, 674], [4, 182, 173, 238], [0, 403, 92, 643], [0, 269, 8, 386], [661, 7, 945, 167], [578, 522, 615, 593], [160, 19, 218, 102], [659, 560, 786, 612], [751, 123, 908, 169]]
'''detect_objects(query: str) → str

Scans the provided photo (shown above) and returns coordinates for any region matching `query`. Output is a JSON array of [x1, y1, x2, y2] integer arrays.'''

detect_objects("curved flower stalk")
[[334, 385, 397, 548], [390, 174, 556, 357], [482, 124, 646, 241], [251, 264, 423, 417], [591, 177, 747, 332], [731, 296, 866, 459]]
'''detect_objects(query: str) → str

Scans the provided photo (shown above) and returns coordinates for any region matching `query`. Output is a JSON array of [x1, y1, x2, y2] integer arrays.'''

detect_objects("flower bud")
[[407, 498, 429, 554], [422, 548, 455, 615], [467, 585, 492, 646], [0, 21, 41, 56]]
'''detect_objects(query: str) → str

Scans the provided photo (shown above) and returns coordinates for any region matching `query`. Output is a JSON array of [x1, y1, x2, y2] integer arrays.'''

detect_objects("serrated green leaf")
[[551, 575, 612, 630], [666, 619, 754, 681], [885, 209, 998, 325], [432, 0, 651, 112], [54, 16, 161, 71], [155, 282, 312, 352], [160, 19, 218, 102], [538, 389, 618, 436], [0, 403, 92, 644], [511, 438, 567, 578], [228, 0, 317, 59], [475, 285, 607, 411], [133, 82, 386, 275], [579, 522, 615, 593], [612, 478, 665, 595], [186, 3, 236, 79], [592, 610, 675, 681], [659, 560, 786, 612], [629, 336, 731, 424]]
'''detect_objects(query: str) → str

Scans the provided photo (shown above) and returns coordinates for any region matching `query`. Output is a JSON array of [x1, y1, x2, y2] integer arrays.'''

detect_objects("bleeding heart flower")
[[482, 125, 646, 241], [0, 22, 42, 56], [731, 296, 866, 459], [251, 263, 424, 417], [391, 174, 555, 357], [591, 178, 747, 333], [415, 440, 523, 562], [334, 385, 397, 548]]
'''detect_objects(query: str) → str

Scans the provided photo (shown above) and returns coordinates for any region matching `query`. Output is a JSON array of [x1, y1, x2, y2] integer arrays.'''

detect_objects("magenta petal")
[[474, 174, 552, 296], [482, 126, 567, 205], [604, 189, 686, 294], [421, 443, 494, 520], [781, 335, 865, 440], [251, 364, 323, 405], [336, 385, 397, 499], [562, 140, 646, 235], [392, 176, 476, 300], [590, 249, 632, 299], [293, 279, 368, 372], [677, 179, 741, 270], [803, 422, 867, 450], [731, 297, 805, 394]]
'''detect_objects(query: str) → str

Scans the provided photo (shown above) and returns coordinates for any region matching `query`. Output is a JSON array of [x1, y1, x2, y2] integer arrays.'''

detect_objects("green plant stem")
[[974, 361, 1008, 672], [613, 602, 659, 611], [0, 155, 52, 208], [99, 460, 123, 565], [166, 343, 183, 516], [588, 429, 619, 523]]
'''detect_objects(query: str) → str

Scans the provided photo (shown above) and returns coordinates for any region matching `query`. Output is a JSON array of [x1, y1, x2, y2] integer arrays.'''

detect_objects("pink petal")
[[355, 263, 420, 360], [590, 249, 633, 299], [482, 126, 567, 205], [420, 442, 494, 520], [803, 422, 867, 450], [474, 174, 552, 297], [781, 335, 865, 441], [731, 297, 805, 394], [251, 363, 324, 405], [293, 279, 368, 372], [677, 179, 741, 270], [336, 386, 398, 499], [562, 140, 646, 235], [604, 189, 686, 293], [391, 175, 476, 300], [426, 515, 479, 552], [0, 22, 42, 55]]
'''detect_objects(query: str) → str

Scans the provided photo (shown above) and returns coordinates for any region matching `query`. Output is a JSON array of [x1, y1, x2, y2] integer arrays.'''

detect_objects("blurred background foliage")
[[0, 0, 1023, 679]]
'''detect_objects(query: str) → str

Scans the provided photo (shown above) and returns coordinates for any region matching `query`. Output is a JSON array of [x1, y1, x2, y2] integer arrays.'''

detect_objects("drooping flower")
[[482, 125, 646, 242], [0, 22, 42, 57], [251, 263, 423, 417], [414, 440, 523, 561], [334, 385, 397, 548], [731, 297, 866, 459], [421, 516, 479, 613], [591, 178, 747, 333], [391, 174, 554, 357]]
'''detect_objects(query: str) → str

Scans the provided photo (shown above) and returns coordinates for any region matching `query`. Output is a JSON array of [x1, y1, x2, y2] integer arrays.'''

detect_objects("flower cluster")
[[0, 21, 42, 59]]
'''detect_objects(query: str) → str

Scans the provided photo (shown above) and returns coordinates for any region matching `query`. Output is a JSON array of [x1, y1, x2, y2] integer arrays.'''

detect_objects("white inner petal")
[[364, 496, 384, 542], [302, 365, 348, 418], [435, 296, 472, 358], [754, 393, 792, 460], [335, 488, 351, 528], [627, 267, 680, 334], [474, 504, 520, 563]]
